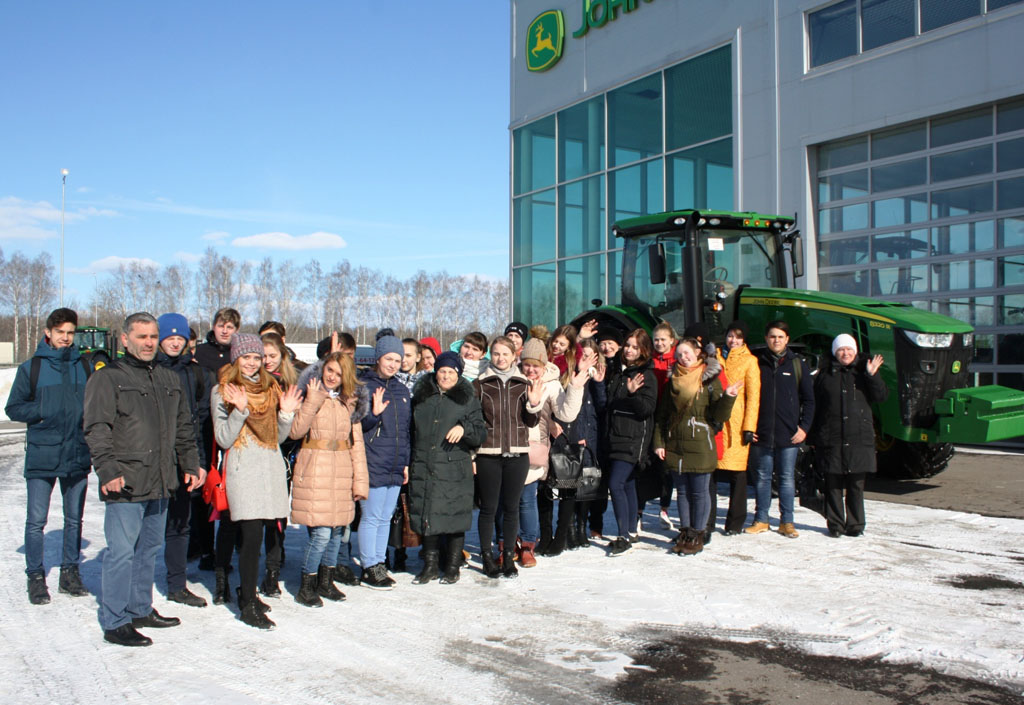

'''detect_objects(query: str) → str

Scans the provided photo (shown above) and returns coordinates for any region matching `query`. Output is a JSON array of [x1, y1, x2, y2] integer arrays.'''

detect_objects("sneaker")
[[167, 587, 208, 608], [659, 509, 674, 531], [361, 564, 394, 591], [27, 573, 50, 605], [58, 565, 89, 597], [333, 564, 360, 586], [778, 523, 799, 539], [744, 522, 770, 535], [608, 537, 633, 556]]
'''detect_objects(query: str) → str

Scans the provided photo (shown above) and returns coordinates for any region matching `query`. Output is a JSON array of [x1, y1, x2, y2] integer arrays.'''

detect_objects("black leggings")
[[475, 454, 529, 554], [237, 518, 279, 602]]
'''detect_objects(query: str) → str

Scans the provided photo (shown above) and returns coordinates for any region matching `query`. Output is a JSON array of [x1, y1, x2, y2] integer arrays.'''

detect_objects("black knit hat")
[[435, 350, 464, 376], [683, 322, 711, 344], [595, 328, 624, 346], [503, 321, 528, 341]]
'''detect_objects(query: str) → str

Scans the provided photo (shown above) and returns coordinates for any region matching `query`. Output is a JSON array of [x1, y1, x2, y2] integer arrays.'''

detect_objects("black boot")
[[58, 564, 89, 597], [393, 547, 407, 572], [413, 550, 440, 584], [317, 565, 345, 601], [239, 593, 276, 630], [213, 568, 231, 605], [27, 573, 50, 605], [543, 522, 567, 556], [501, 548, 518, 579], [235, 587, 270, 613], [440, 534, 464, 585], [480, 546, 500, 579], [333, 564, 360, 586], [295, 572, 323, 607], [259, 569, 281, 598]]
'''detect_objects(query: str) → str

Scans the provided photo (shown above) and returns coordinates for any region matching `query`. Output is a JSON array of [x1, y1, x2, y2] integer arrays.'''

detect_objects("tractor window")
[[623, 235, 687, 321], [699, 229, 783, 338]]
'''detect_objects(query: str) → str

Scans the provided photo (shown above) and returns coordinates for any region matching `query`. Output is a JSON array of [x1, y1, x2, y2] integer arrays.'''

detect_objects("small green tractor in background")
[[74, 326, 118, 371], [571, 209, 1024, 478]]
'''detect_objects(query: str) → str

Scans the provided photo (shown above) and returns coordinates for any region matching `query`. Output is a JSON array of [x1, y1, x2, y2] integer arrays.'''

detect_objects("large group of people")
[[6, 305, 886, 645]]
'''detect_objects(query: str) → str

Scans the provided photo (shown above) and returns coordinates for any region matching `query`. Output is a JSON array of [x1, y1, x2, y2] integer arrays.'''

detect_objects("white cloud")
[[202, 230, 231, 241], [230, 231, 347, 250], [0, 196, 119, 240], [69, 255, 162, 274], [173, 251, 203, 263]]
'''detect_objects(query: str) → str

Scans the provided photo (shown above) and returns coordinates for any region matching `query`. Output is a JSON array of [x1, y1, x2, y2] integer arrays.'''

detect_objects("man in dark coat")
[[746, 320, 815, 539], [156, 313, 211, 607], [811, 334, 887, 537], [193, 307, 239, 374], [5, 307, 92, 605], [84, 312, 204, 647]]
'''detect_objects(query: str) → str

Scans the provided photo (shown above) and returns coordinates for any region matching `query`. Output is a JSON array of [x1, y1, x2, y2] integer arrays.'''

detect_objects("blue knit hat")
[[375, 335, 404, 361], [434, 350, 464, 377], [158, 313, 189, 344]]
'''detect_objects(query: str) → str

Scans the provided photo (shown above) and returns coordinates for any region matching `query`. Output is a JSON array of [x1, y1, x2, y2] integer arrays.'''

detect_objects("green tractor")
[[74, 326, 118, 371], [570, 209, 1024, 479]]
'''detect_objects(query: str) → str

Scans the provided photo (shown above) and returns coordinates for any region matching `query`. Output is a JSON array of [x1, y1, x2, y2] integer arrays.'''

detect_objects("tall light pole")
[[60, 168, 68, 306]]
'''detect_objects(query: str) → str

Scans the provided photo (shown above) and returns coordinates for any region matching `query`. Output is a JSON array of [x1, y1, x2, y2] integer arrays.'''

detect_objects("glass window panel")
[[996, 371, 1024, 392], [998, 176, 1024, 210], [873, 193, 928, 227], [989, 0, 1024, 10], [808, 0, 857, 67], [1000, 294, 1024, 326], [974, 334, 995, 363], [1000, 337, 1024, 365], [930, 145, 993, 182], [936, 297, 995, 325], [818, 169, 869, 202], [608, 74, 662, 168], [667, 138, 733, 211], [872, 123, 927, 159], [512, 190, 556, 265], [932, 259, 994, 290], [873, 229, 930, 261], [513, 264, 556, 331], [932, 220, 994, 255], [997, 137, 1024, 172], [665, 46, 732, 151], [930, 182, 993, 218], [559, 254, 606, 323], [872, 158, 927, 192], [610, 159, 663, 223], [920, 0, 982, 31], [819, 135, 868, 169], [1002, 255, 1024, 286], [819, 237, 869, 266], [930, 107, 992, 148], [863, 0, 916, 50], [819, 203, 869, 234], [999, 216, 1024, 248], [997, 98, 1024, 134], [559, 176, 605, 258], [875, 264, 929, 295], [512, 116, 556, 195], [559, 96, 605, 182], [607, 250, 623, 306], [820, 271, 869, 295]]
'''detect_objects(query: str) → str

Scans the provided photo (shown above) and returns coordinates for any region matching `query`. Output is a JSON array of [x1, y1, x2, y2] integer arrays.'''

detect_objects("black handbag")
[[575, 455, 603, 502], [548, 437, 584, 489]]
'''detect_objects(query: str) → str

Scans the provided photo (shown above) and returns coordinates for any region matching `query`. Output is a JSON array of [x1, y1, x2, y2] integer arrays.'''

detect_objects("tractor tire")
[[876, 440, 954, 479]]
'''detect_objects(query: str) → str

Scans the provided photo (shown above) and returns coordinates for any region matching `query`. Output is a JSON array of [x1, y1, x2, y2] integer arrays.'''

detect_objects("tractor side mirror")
[[790, 233, 804, 279], [649, 242, 666, 285]]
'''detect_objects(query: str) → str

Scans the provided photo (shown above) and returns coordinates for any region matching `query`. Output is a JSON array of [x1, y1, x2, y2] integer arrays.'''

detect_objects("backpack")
[[26, 355, 92, 402]]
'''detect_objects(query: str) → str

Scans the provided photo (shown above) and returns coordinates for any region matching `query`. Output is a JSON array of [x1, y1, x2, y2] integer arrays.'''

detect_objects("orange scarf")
[[669, 362, 704, 415], [221, 371, 281, 450]]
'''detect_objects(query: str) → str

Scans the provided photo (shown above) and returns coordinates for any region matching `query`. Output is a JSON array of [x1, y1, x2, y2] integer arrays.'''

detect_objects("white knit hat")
[[832, 333, 858, 356]]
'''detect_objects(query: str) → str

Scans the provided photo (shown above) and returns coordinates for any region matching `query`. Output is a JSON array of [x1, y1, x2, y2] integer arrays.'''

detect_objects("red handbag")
[[202, 441, 229, 512]]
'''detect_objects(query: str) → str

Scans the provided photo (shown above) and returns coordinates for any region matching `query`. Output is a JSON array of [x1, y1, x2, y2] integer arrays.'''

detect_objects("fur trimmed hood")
[[412, 373, 476, 407]]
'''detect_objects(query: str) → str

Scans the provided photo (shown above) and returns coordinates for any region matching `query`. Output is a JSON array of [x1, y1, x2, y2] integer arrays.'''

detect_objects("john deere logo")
[[952, 360, 962, 374], [526, 10, 564, 72]]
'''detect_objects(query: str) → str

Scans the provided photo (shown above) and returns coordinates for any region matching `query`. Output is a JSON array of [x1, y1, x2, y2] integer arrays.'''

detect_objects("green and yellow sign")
[[526, 10, 565, 72]]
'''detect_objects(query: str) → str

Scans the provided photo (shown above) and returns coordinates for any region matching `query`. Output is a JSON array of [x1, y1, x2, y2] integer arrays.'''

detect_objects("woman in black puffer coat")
[[810, 333, 887, 538]]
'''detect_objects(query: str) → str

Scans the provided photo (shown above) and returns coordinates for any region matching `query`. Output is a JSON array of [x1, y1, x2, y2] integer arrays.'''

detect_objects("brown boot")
[[518, 541, 537, 568], [778, 523, 799, 539], [681, 531, 705, 555]]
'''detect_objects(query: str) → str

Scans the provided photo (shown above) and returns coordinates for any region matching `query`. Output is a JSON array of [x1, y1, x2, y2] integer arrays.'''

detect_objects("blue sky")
[[0, 2, 511, 302]]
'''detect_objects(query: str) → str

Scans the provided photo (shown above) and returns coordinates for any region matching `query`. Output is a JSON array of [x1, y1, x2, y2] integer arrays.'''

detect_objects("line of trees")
[[0, 246, 510, 362]]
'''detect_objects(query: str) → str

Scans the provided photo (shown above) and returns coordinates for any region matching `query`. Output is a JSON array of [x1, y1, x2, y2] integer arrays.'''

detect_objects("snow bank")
[[0, 367, 19, 421], [0, 438, 1021, 704]]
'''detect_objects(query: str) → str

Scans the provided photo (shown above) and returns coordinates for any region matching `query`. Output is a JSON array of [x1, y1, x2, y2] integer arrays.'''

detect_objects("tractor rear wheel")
[[877, 440, 954, 479]]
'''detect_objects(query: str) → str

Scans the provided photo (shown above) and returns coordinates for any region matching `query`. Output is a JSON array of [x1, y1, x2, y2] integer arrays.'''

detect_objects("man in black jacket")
[[84, 312, 205, 647], [745, 320, 815, 539], [193, 307, 239, 374]]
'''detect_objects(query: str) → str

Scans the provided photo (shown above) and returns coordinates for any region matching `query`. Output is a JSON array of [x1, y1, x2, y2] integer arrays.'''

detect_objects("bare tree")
[[0, 252, 33, 359], [301, 259, 326, 341], [324, 260, 351, 334], [254, 257, 275, 324], [26, 253, 56, 349]]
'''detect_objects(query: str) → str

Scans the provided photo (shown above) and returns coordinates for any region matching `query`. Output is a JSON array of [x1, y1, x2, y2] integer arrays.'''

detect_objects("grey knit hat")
[[230, 333, 264, 363], [375, 335, 404, 360]]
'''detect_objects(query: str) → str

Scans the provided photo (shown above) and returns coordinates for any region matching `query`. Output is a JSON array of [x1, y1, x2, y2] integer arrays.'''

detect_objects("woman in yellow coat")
[[713, 320, 761, 535]]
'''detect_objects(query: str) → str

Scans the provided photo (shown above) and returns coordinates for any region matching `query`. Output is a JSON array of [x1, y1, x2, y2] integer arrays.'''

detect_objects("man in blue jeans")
[[6, 308, 92, 605], [84, 312, 204, 646], [745, 320, 815, 539]]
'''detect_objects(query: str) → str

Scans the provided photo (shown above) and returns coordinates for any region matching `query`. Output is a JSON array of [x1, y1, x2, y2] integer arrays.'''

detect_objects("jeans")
[[164, 483, 191, 592], [358, 485, 401, 568], [608, 460, 639, 538], [100, 499, 168, 631], [302, 526, 344, 574], [751, 445, 799, 525], [672, 472, 712, 530], [25, 473, 89, 576]]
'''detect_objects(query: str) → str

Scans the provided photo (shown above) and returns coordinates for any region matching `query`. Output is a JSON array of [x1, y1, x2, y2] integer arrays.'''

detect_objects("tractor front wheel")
[[877, 440, 954, 479]]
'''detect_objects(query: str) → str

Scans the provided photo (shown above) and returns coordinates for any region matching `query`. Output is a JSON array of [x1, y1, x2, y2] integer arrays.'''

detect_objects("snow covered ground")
[[0, 433, 1022, 704]]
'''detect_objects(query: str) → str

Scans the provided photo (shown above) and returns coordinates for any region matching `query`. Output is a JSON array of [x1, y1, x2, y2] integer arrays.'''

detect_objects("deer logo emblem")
[[526, 10, 564, 72]]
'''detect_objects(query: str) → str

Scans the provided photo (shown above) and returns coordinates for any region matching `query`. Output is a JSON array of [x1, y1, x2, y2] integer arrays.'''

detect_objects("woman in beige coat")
[[289, 352, 369, 607]]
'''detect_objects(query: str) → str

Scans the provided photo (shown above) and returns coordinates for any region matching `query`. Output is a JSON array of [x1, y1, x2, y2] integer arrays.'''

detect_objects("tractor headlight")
[[902, 330, 954, 348], [962, 333, 974, 348]]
